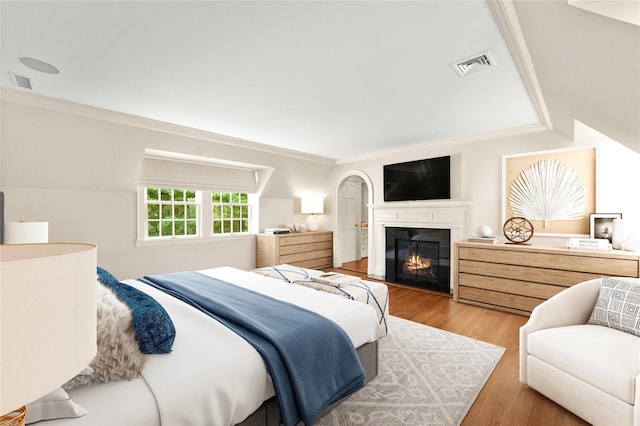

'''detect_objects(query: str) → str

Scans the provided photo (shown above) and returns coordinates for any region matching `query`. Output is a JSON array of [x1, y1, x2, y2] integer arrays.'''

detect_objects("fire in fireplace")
[[385, 227, 450, 293], [404, 253, 434, 278], [397, 239, 439, 284]]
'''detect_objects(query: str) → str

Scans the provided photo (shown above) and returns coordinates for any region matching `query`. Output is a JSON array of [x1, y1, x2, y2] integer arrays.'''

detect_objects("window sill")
[[135, 233, 255, 247]]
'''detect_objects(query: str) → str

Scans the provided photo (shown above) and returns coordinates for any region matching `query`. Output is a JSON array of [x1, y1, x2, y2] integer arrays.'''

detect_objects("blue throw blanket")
[[140, 271, 365, 426]]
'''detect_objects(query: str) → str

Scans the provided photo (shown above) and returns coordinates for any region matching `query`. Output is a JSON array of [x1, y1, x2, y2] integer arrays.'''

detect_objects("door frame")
[[333, 170, 374, 275]]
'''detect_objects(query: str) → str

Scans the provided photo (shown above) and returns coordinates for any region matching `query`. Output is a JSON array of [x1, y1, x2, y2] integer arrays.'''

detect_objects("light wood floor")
[[331, 259, 589, 426]]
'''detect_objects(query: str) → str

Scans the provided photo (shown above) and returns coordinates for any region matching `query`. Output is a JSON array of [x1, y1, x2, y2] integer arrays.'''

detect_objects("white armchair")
[[520, 277, 640, 426]]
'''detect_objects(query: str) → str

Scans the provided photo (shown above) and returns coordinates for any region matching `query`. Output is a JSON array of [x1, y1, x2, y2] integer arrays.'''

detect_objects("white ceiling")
[[0, 1, 541, 160]]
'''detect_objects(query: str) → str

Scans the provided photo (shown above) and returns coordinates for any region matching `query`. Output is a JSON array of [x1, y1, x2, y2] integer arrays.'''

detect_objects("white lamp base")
[[306, 214, 319, 232]]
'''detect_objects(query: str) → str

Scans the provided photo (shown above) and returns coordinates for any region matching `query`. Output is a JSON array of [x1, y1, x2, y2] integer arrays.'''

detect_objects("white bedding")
[[251, 264, 389, 338], [48, 267, 379, 426]]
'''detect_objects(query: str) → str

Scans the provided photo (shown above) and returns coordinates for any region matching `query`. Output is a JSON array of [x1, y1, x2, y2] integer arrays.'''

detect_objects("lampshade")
[[301, 196, 324, 214], [301, 196, 324, 232], [0, 243, 97, 415], [4, 222, 48, 244]]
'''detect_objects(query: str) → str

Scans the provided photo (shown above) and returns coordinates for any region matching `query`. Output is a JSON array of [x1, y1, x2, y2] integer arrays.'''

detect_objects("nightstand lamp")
[[301, 195, 324, 232], [0, 243, 97, 425], [4, 221, 48, 244]]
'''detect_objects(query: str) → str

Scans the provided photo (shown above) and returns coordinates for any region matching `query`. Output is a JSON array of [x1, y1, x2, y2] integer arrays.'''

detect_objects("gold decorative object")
[[0, 406, 26, 426], [503, 217, 534, 244]]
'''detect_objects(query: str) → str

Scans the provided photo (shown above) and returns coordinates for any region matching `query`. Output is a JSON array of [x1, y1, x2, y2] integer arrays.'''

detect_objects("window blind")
[[139, 157, 258, 193]]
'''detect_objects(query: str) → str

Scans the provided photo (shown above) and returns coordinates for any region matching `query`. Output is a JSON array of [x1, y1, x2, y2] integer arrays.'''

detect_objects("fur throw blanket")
[[65, 282, 146, 389]]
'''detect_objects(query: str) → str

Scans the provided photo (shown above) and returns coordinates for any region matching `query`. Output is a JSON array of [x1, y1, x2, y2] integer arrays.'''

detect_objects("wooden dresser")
[[453, 241, 640, 316], [256, 231, 333, 269]]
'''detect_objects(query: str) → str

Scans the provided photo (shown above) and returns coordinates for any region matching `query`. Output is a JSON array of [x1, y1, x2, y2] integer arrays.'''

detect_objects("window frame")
[[144, 188, 200, 239], [136, 187, 256, 246], [211, 191, 251, 235]]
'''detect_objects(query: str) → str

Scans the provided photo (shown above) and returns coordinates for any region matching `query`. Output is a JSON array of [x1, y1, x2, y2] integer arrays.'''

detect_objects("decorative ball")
[[475, 225, 493, 237]]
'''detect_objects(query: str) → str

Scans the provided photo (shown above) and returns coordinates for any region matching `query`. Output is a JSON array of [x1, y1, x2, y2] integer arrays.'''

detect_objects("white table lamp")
[[4, 222, 48, 244], [0, 243, 97, 425], [301, 195, 324, 232]]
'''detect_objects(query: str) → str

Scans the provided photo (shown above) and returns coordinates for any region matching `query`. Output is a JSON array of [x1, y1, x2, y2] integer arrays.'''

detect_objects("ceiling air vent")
[[8, 71, 33, 90], [450, 52, 496, 77]]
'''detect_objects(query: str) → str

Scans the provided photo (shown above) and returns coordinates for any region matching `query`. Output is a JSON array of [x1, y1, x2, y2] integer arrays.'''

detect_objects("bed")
[[250, 264, 389, 338], [39, 266, 380, 426]]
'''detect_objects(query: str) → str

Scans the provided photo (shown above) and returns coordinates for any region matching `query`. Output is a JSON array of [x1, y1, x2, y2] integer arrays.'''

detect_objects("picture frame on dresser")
[[589, 213, 622, 243]]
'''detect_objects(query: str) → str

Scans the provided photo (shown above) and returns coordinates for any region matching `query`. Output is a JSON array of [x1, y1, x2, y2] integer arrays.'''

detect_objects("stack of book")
[[264, 227, 290, 235], [566, 238, 612, 251], [467, 236, 499, 244]]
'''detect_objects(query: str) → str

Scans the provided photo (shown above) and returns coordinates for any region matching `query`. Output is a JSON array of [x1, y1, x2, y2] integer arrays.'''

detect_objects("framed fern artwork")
[[502, 146, 597, 237]]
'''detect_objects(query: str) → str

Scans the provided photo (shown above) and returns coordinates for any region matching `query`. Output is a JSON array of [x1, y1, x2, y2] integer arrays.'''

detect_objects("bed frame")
[[239, 340, 379, 426]]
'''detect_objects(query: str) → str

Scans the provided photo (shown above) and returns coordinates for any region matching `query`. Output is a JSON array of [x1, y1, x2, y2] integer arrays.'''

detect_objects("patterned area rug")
[[317, 315, 505, 426]]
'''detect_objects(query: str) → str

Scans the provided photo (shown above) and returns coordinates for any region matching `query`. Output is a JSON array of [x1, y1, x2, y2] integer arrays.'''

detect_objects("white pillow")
[[26, 387, 87, 424], [588, 276, 640, 337]]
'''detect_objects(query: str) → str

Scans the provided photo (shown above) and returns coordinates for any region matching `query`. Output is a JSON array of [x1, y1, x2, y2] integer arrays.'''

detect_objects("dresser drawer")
[[454, 242, 640, 316], [256, 231, 334, 269]]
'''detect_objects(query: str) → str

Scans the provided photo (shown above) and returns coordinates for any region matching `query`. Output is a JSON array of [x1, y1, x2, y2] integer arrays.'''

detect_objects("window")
[[212, 192, 250, 234], [137, 149, 271, 244], [141, 187, 252, 241], [145, 188, 199, 238]]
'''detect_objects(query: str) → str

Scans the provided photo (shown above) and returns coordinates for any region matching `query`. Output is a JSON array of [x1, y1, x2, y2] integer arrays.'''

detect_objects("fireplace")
[[385, 227, 450, 293]]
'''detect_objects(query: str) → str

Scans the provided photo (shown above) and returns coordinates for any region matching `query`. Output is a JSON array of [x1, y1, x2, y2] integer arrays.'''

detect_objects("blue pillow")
[[97, 267, 175, 354]]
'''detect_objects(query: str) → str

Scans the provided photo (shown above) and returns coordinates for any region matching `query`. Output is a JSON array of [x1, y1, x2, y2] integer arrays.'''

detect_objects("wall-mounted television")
[[384, 156, 450, 202]]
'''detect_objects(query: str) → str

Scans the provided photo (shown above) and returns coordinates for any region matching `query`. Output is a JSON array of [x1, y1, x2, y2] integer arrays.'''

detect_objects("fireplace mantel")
[[368, 200, 472, 288]]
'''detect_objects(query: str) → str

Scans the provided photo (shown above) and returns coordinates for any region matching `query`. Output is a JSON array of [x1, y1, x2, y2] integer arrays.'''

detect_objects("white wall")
[[0, 95, 335, 279], [332, 126, 640, 249], [3, 94, 638, 280], [574, 120, 640, 240]]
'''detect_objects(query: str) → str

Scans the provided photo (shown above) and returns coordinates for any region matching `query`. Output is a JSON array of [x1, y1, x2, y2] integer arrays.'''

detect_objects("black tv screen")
[[384, 156, 450, 202]]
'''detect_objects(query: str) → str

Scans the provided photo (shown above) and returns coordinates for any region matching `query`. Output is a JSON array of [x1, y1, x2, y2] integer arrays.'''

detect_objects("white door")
[[338, 177, 361, 264]]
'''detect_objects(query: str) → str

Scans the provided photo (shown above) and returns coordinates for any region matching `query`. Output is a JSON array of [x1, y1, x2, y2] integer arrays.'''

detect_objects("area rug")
[[317, 315, 505, 426]]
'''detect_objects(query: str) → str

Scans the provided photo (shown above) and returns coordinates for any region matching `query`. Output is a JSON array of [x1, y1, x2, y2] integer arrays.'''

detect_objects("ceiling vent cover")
[[450, 52, 496, 77], [8, 71, 33, 90]]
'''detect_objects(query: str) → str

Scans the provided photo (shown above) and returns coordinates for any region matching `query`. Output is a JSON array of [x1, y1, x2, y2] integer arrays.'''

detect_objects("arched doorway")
[[333, 170, 374, 275]]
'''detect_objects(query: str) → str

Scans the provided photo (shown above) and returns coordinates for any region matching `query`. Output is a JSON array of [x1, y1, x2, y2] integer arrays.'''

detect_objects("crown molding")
[[0, 88, 336, 166]]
